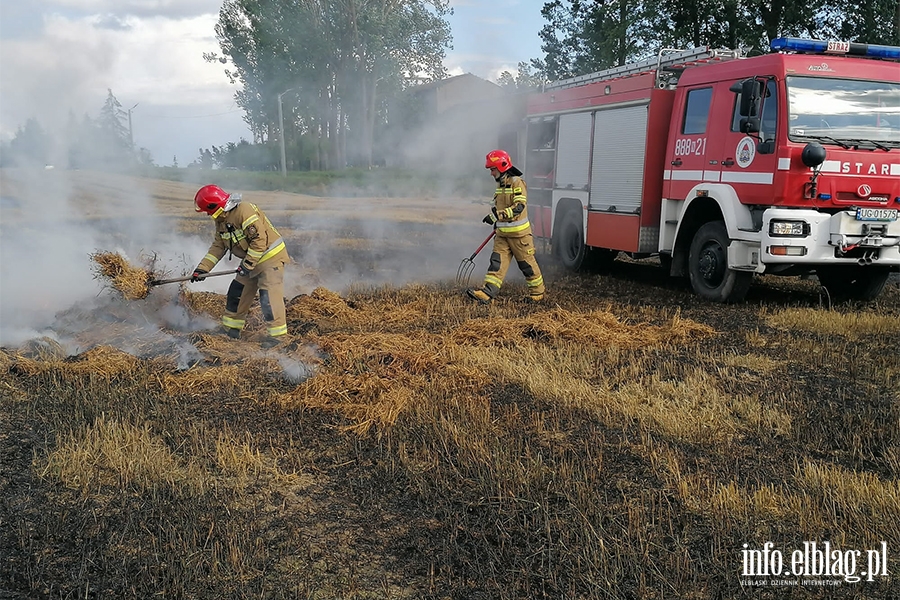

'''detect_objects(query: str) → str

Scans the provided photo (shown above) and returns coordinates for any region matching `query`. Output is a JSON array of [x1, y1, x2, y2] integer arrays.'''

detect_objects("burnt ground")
[[1, 247, 899, 599]]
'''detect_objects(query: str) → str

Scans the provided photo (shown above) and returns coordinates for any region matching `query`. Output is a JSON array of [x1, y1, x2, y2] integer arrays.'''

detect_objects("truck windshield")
[[786, 76, 900, 145]]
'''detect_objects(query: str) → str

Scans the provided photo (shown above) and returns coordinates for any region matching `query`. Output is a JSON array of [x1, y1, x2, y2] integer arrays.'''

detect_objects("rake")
[[456, 230, 495, 286]]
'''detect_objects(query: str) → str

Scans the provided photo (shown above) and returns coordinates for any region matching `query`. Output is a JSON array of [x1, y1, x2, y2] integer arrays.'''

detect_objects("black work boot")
[[220, 326, 241, 339], [260, 336, 284, 349], [466, 288, 492, 305]]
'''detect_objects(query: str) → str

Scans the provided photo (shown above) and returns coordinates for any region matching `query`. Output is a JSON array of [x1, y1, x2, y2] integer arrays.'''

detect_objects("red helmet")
[[194, 184, 231, 217], [485, 149, 513, 173]]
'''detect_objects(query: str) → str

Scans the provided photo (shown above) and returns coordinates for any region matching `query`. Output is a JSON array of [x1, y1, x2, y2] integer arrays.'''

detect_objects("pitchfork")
[[456, 230, 495, 286]]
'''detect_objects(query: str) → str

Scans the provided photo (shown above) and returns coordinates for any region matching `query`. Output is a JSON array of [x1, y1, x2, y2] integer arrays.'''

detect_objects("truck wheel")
[[816, 266, 891, 301], [554, 209, 586, 270], [688, 221, 752, 303]]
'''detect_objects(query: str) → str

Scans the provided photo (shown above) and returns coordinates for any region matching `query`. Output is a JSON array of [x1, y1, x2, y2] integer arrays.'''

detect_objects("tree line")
[[0, 90, 154, 170], [536, 0, 899, 81], [2, 0, 897, 172]]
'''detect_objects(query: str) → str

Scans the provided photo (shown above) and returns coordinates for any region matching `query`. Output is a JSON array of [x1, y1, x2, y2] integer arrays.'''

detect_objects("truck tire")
[[554, 209, 586, 270], [688, 221, 753, 303], [816, 265, 891, 301]]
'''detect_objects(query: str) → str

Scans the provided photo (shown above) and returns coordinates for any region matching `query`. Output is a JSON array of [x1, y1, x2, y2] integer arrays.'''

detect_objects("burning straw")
[[91, 251, 164, 300]]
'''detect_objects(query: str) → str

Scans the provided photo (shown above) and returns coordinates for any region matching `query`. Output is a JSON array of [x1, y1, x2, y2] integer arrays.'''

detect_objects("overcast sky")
[[0, 0, 545, 167]]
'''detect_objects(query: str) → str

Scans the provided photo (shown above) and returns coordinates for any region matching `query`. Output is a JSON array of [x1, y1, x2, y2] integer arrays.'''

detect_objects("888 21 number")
[[674, 137, 707, 156]]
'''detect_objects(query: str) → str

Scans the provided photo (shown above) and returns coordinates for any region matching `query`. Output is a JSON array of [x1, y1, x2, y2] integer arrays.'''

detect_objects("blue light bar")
[[771, 37, 900, 60]]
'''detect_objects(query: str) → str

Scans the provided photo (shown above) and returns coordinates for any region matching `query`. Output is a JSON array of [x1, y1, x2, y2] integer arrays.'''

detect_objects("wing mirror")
[[732, 78, 762, 135], [738, 79, 761, 117]]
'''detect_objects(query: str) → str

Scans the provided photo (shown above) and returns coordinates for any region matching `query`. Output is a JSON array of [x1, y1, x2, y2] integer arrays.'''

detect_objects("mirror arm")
[[805, 166, 822, 199]]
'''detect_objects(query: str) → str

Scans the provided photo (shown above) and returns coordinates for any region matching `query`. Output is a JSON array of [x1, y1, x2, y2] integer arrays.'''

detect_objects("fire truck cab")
[[522, 38, 900, 302]]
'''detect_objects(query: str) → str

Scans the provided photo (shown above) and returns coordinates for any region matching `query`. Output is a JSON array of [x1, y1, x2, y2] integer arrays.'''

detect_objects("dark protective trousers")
[[482, 234, 545, 298], [221, 260, 287, 337]]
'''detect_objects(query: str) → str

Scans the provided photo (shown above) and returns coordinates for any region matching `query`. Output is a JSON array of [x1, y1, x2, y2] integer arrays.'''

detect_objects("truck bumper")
[[757, 208, 900, 269]]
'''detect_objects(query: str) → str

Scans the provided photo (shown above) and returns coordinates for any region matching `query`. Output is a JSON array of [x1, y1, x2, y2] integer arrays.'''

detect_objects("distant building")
[[406, 73, 505, 114], [383, 74, 526, 178]]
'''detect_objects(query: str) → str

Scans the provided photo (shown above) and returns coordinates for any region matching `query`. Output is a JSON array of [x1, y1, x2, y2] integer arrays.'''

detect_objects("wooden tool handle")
[[149, 270, 236, 286]]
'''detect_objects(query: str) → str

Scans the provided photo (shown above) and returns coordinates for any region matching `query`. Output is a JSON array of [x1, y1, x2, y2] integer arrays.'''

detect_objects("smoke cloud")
[[0, 167, 219, 351], [1, 33, 531, 368]]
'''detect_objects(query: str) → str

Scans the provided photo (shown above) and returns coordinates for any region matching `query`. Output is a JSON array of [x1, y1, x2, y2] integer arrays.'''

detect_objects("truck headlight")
[[769, 220, 809, 237]]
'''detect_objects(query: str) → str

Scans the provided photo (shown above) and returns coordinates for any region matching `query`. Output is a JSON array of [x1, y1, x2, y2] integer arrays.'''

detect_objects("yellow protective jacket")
[[198, 202, 289, 273], [492, 175, 530, 238]]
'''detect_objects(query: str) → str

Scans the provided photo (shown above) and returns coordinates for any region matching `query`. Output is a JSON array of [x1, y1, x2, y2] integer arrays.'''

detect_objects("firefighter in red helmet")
[[191, 184, 291, 347], [467, 150, 545, 304]]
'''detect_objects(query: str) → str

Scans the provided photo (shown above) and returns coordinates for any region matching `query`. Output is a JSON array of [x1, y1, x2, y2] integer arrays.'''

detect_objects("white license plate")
[[855, 208, 898, 222]]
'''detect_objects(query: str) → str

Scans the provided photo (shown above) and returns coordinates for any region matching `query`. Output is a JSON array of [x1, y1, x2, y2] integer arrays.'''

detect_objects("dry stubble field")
[[1, 170, 899, 599]]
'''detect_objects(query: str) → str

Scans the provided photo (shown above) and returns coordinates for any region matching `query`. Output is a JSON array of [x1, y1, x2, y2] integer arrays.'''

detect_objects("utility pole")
[[127, 103, 139, 149], [277, 88, 297, 177]]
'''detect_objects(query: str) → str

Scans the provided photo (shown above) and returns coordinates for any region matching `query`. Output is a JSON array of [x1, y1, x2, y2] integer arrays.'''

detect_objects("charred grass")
[[1, 262, 899, 599]]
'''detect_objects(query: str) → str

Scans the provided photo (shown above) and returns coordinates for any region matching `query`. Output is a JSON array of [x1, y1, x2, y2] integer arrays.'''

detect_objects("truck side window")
[[731, 80, 778, 140], [682, 87, 713, 135], [731, 93, 743, 132], [759, 80, 777, 142]]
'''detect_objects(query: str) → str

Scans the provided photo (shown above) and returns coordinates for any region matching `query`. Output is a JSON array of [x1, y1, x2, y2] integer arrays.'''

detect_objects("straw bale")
[[6, 355, 46, 377], [0, 349, 13, 370], [19, 337, 67, 361], [91, 251, 162, 301], [450, 308, 714, 349], [179, 290, 226, 320], [286, 287, 362, 325]]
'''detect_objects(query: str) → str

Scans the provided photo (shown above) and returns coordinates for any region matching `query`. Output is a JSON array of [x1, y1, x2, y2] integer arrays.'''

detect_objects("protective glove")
[[190, 269, 208, 282], [498, 206, 515, 219], [482, 207, 498, 225], [236, 262, 252, 277]]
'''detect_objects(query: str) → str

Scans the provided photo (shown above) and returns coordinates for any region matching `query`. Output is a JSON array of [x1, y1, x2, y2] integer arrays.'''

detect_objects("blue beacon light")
[[771, 37, 900, 60]]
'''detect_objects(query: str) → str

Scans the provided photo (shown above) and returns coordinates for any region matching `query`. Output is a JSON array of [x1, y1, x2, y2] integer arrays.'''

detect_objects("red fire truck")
[[521, 38, 900, 302]]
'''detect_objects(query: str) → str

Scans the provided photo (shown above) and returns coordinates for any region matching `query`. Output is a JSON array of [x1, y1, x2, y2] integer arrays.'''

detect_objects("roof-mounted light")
[[771, 37, 900, 60]]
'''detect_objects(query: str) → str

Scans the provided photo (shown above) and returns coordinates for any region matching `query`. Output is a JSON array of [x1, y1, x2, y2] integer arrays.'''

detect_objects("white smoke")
[[0, 168, 105, 346], [0, 168, 227, 352], [276, 355, 316, 384]]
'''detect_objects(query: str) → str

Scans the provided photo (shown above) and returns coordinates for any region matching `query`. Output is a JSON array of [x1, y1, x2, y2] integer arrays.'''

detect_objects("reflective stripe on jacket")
[[198, 202, 290, 272], [492, 175, 530, 237]]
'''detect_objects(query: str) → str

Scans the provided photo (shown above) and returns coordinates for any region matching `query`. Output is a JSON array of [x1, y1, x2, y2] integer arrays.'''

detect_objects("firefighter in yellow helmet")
[[191, 185, 291, 348], [467, 150, 545, 304]]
